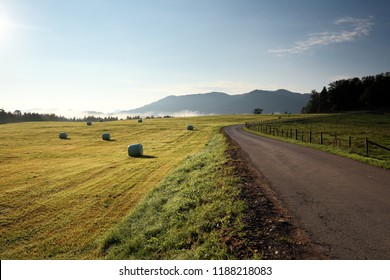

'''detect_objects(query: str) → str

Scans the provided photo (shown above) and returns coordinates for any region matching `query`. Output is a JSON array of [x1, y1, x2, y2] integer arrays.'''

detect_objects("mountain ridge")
[[120, 89, 310, 115]]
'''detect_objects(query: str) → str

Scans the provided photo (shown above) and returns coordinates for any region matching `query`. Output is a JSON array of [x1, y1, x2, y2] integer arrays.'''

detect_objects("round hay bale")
[[187, 125, 194, 130], [87, 121, 92, 126], [59, 132, 68, 139], [128, 143, 143, 157], [102, 133, 110, 141], [138, 119, 143, 123]]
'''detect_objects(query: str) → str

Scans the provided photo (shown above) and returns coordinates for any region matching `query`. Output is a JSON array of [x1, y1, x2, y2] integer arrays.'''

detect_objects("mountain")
[[120, 89, 310, 115]]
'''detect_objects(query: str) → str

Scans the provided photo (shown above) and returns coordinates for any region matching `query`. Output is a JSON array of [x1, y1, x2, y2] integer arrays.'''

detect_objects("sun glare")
[[0, 20, 7, 42], [0, 4, 16, 44], [0, 14, 13, 44]]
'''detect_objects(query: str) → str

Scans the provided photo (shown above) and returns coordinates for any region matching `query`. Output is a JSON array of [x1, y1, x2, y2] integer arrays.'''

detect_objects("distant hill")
[[120, 89, 310, 115]]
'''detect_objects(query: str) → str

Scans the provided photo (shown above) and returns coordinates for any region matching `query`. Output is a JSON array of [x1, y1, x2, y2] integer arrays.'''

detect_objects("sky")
[[1, 0, 389, 117]]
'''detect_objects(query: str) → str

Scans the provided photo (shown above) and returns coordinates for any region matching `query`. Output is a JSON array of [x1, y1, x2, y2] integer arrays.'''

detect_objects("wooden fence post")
[[320, 132, 323, 145], [309, 130, 312, 143], [348, 136, 351, 148], [365, 138, 369, 155], [295, 129, 298, 140]]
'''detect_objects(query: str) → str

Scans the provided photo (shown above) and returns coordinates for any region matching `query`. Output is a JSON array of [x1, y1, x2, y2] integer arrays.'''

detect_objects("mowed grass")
[[101, 133, 244, 259], [0, 115, 279, 259]]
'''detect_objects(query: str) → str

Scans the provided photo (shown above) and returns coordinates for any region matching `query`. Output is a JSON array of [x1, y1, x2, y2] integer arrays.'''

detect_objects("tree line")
[[303, 72, 390, 113], [0, 109, 175, 124], [0, 109, 119, 124]]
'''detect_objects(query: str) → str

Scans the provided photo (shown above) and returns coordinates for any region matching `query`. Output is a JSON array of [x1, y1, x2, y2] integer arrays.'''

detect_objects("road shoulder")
[[223, 127, 329, 259]]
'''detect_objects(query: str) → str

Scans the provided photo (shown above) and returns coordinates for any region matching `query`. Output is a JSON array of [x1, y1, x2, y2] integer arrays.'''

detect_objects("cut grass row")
[[0, 115, 282, 259]]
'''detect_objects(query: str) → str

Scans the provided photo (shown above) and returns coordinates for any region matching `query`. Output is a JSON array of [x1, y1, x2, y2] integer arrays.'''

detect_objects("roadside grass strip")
[[245, 113, 390, 169], [101, 133, 245, 259]]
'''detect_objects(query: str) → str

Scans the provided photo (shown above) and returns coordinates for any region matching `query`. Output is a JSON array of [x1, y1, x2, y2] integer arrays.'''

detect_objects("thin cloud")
[[269, 16, 374, 56]]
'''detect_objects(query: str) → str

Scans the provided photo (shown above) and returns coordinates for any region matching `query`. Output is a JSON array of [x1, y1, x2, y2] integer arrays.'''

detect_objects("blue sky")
[[1, 0, 389, 117]]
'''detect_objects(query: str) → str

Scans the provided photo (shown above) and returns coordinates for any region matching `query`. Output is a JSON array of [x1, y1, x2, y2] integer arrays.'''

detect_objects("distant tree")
[[303, 72, 390, 113], [253, 108, 263, 114], [305, 90, 320, 113], [319, 86, 330, 112], [360, 85, 377, 106], [328, 78, 364, 111]]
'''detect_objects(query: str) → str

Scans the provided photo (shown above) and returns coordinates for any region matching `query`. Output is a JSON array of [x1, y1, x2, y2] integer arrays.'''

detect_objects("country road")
[[224, 125, 390, 259]]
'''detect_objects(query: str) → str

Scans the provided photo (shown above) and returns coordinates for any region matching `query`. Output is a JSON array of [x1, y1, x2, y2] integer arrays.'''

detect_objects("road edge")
[[222, 125, 330, 259]]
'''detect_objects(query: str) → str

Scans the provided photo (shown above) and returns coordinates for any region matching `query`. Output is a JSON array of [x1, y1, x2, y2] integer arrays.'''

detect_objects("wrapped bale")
[[187, 125, 194, 130], [59, 132, 68, 139], [128, 143, 143, 157], [87, 121, 92, 126], [102, 133, 110, 141]]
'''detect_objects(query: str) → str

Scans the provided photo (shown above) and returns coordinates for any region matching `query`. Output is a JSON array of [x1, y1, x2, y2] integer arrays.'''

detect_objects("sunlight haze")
[[1, 0, 389, 117]]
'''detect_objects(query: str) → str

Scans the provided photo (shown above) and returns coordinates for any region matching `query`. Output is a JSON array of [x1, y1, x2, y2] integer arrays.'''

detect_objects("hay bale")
[[138, 119, 143, 123], [187, 125, 194, 130], [59, 132, 68, 139], [87, 121, 92, 126], [128, 143, 143, 157], [102, 133, 110, 141]]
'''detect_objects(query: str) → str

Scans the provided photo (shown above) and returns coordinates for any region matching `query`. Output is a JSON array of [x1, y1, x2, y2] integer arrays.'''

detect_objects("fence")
[[245, 121, 390, 158], [365, 138, 390, 155]]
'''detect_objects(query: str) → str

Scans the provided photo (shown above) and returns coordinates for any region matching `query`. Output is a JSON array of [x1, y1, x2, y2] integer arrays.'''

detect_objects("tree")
[[360, 85, 377, 106], [303, 72, 390, 113], [305, 90, 320, 113], [253, 108, 263, 114], [319, 86, 330, 112]]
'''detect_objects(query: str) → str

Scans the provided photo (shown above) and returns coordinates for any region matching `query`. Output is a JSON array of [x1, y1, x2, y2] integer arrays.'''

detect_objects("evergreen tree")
[[319, 86, 329, 112]]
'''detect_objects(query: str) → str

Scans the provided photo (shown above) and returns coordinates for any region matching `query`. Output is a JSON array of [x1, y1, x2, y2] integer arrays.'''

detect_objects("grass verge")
[[245, 113, 390, 169], [100, 132, 245, 259]]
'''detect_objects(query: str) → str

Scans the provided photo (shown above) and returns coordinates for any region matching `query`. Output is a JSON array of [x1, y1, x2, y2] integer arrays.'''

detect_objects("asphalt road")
[[224, 125, 390, 259]]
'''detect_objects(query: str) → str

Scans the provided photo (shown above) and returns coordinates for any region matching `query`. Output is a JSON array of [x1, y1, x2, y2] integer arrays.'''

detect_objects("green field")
[[0, 115, 280, 259], [246, 113, 390, 169], [101, 132, 245, 259], [2, 113, 387, 260]]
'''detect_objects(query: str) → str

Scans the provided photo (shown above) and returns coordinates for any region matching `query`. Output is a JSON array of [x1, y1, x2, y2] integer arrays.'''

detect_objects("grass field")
[[3, 113, 386, 259], [101, 132, 245, 259], [0, 115, 280, 259], [245, 112, 390, 169]]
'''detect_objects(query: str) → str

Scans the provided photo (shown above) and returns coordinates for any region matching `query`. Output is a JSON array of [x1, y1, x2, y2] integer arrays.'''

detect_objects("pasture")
[[3, 113, 385, 259], [246, 113, 390, 169], [0, 115, 279, 259]]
